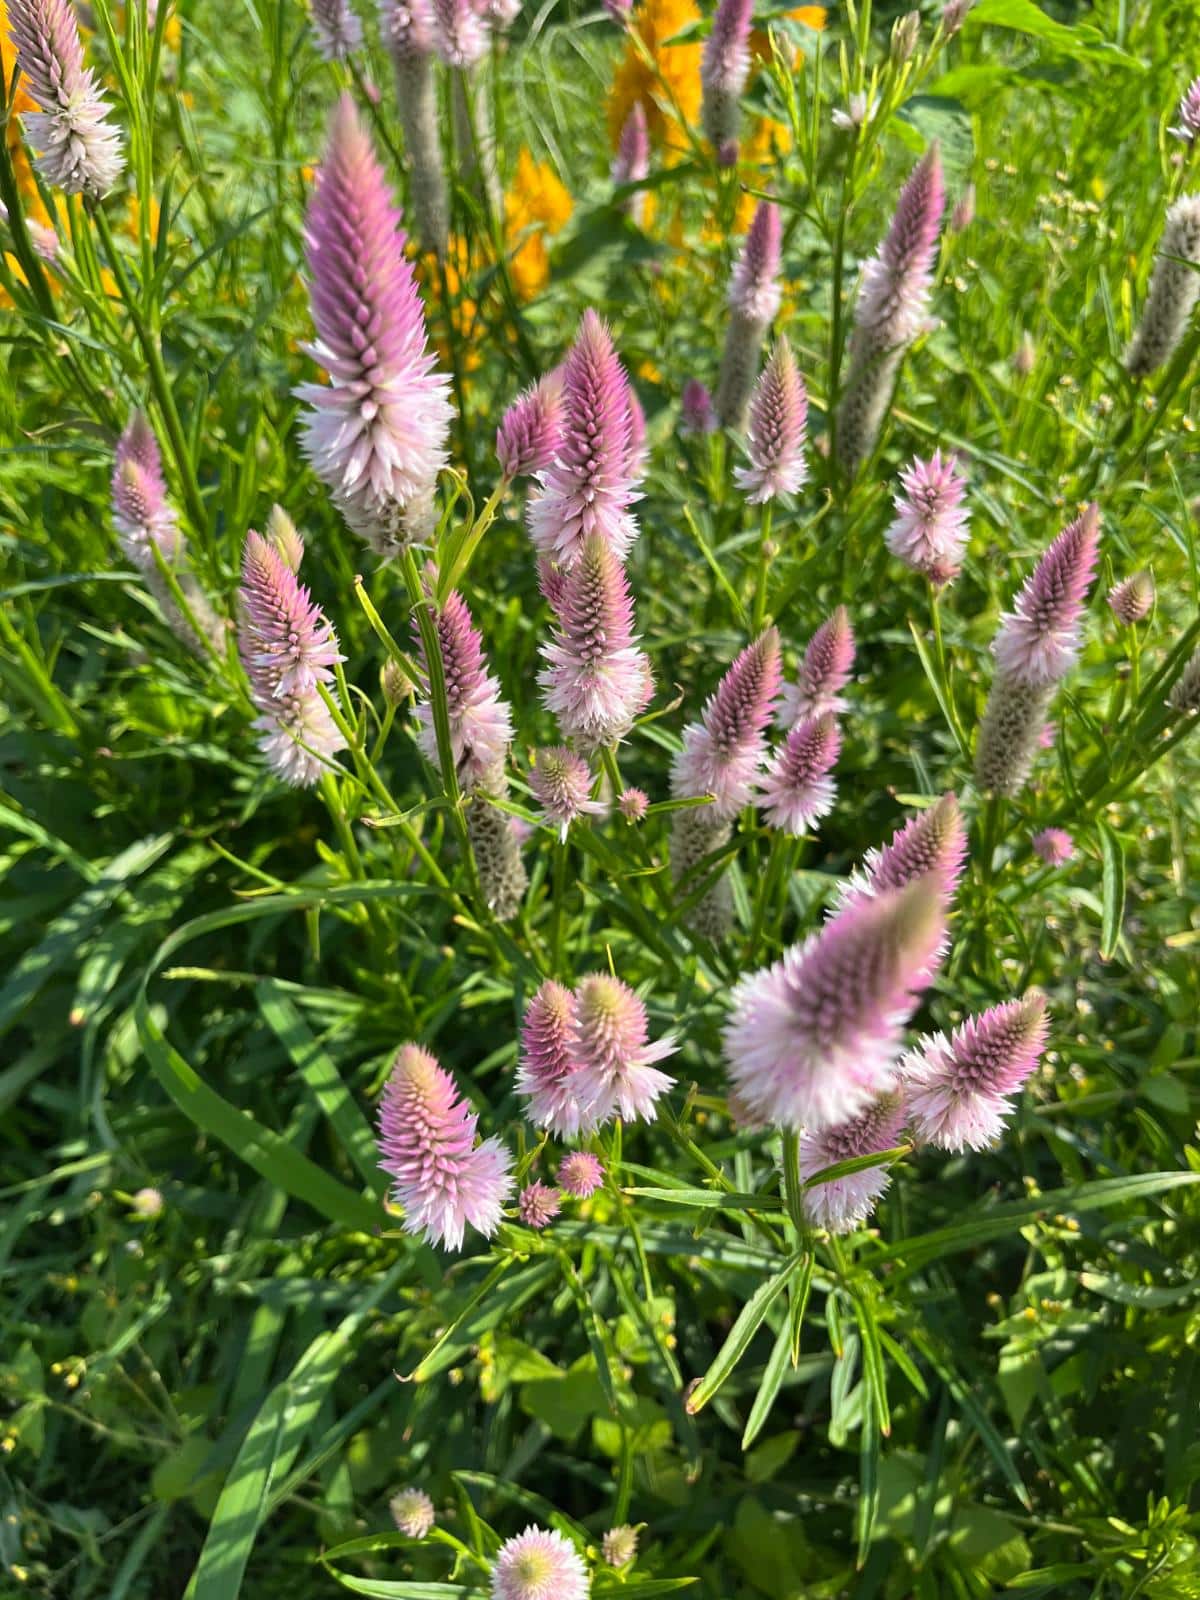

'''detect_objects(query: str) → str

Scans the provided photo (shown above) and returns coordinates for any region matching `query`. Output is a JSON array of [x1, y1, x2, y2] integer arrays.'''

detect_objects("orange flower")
[[0, 0, 48, 213], [504, 147, 573, 301], [606, 0, 703, 158]]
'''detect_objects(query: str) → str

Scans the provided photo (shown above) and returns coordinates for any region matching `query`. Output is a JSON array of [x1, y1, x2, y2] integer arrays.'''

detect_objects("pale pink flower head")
[[1108, 571, 1154, 625], [431, 0, 487, 64], [518, 1182, 561, 1229], [298, 95, 453, 554], [671, 630, 782, 819], [265, 503, 306, 573], [885, 449, 970, 584], [758, 713, 839, 836], [516, 980, 597, 1138], [993, 504, 1100, 687], [1170, 75, 1200, 143], [903, 993, 1049, 1152], [497, 373, 565, 479], [950, 182, 975, 233], [413, 587, 513, 790], [722, 875, 945, 1131], [851, 792, 967, 910], [853, 145, 944, 352], [729, 201, 783, 323], [377, 1043, 514, 1250], [777, 607, 855, 726], [799, 1091, 907, 1234], [942, 0, 974, 39], [617, 786, 649, 822], [572, 974, 677, 1126], [557, 1150, 604, 1198], [380, 0, 435, 56], [602, 1526, 638, 1568], [131, 1186, 163, 1218], [491, 1525, 590, 1600], [529, 746, 606, 839], [735, 339, 808, 504], [526, 311, 640, 568], [680, 378, 717, 436], [612, 103, 650, 189], [111, 412, 180, 568], [701, 0, 753, 154], [390, 1488, 436, 1538], [309, 0, 364, 59], [1032, 826, 1073, 866], [7, 0, 124, 197]]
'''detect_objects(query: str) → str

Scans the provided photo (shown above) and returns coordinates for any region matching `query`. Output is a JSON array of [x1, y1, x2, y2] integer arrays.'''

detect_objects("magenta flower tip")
[[572, 974, 677, 1126], [857, 792, 967, 909], [1032, 826, 1073, 866], [735, 339, 808, 504], [497, 373, 565, 479], [903, 994, 1048, 1152], [671, 630, 783, 818], [993, 504, 1100, 686], [885, 449, 969, 584], [680, 378, 717, 436], [491, 1525, 590, 1600], [413, 588, 513, 790], [530, 746, 606, 839], [778, 607, 855, 726], [557, 1150, 605, 1198], [854, 144, 944, 348], [111, 412, 179, 567], [758, 712, 839, 836], [518, 1182, 562, 1229], [1170, 75, 1200, 144], [799, 1092, 907, 1234]]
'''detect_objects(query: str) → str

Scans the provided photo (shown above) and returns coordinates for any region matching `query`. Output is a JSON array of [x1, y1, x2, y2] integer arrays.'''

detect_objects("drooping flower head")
[[412, 587, 513, 790], [700, 0, 753, 157], [992, 504, 1100, 687], [885, 449, 970, 584], [557, 1150, 605, 1198], [309, 0, 364, 58], [6, 0, 124, 198], [377, 1043, 514, 1250], [777, 606, 855, 727], [799, 1091, 907, 1234], [518, 1182, 562, 1229], [111, 411, 180, 568], [671, 630, 782, 818], [298, 95, 454, 553], [497, 372, 565, 478], [735, 339, 808, 503], [529, 746, 606, 839], [572, 974, 677, 1125], [390, 1488, 436, 1538], [602, 1526, 638, 1568], [758, 713, 839, 836], [723, 875, 945, 1131], [1126, 194, 1200, 377], [1108, 571, 1154, 625], [617, 786, 649, 821], [1171, 76, 1200, 143], [491, 1525, 590, 1600], [680, 377, 717, 436], [516, 980, 596, 1137], [1032, 826, 1073, 866], [527, 311, 641, 568], [903, 993, 1049, 1152], [431, 0, 487, 65]]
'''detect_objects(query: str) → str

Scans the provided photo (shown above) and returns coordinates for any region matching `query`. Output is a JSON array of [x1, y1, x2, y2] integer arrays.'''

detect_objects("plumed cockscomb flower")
[[377, 1043, 514, 1250], [538, 534, 653, 752], [722, 876, 945, 1131], [1126, 194, 1200, 377], [715, 202, 783, 429], [758, 713, 839, 836], [518, 1182, 561, 1229], [468, 793, 529, 920], [527, 311, 641, 568], [390, 1488, 436, 1538], [490, 1525, 590, 1600], [516, 980, 596, 1137], [612, 103, 650, 220], [530, 746, 606, 839], [735, 339, 808, 504], [111, 411, 181, 568], [701, 0, 753, 157], [6, 0, 124, 198], [557, 1150, 604, 1198], [1032, 826, 1073, 866], [1171, 76, 1200, 143], [617, 786, 648, 821], [602, 1525, 638, 1568], [903, 994, 1049, 1152], [799, 1092, 907, 1235], [1168, 645, 1200, 713], [572, 974, 677, 1126], [380, 0, 447, 256], [309, 0, 364, 59], [671, 630, 782, 819], [1108, 571, 1154, 625], [992, 504, 1100, 687], [298, 95, 454, 554], [843, 792, 967, 914], [680, 378, 717, 436], [974, 675, 1055, 797], [885, 449, 969, 584], [430, 0, 487, 65], [777, 606, 855, 727], [497, 373, 565, 478], [412, 587, 512, 791]]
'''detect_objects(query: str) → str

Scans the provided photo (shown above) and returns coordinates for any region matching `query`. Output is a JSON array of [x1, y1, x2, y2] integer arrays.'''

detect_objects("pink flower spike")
[[309, 0, 364, 59], [497, 373, 565, 479], [491, 1526, 590, 1600], [857, 792, 967, 907], [723, 875, 945, 1131], [1171, 76, 1200, 144], [381, 0, 435, 55], [412, 587, 513, 791], [701, 0, 753, 155], [993, 504, 1101, 687], [612, 103, 650, 198], [729, 201, 783, 323], [885, 449, 970, 584], [1108, 571, 1154, 625], [758, 713, 839, 836], [572, 974, 677, 1126], [377, 1043, 514, 1250], [240, 526, 344, 702], [777, 606, 855, 727], [853, 145, 944, 351], [529, 746, 606, 840], [557, 1150, 604, 1198], [672, 630, 782, 819], [680, 378, 717, 436], [799, 1092, 907, 1234], [735, 339, 808, 504], [617, 786, 648, 821], [298, 95, 454, 554], [516, 980, 597, 1138], [518, 1182, 561, 1229], [111, 412, 180, 568], [431, 0, 487, 65], [903, 994, 1049, 1152], [1032, 826, 1073, 866], [6, 0, 124, 197]]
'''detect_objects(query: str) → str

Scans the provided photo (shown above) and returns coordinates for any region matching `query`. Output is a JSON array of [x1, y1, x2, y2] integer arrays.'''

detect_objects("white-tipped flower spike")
[[1170, 76, 1200, 144], [516, 980, 598, 1138], [571, 974, 677, 1126], [714, 201, 783, 428], [379, 0, 448, 256], [903, 994, 1049, 1152], [491, 1525, 590, 1600], [1126, 195, 1200, 377], [7, 0, 124, 199], [841, 793, 967, 924], [1107, 571, 1154, 625], [758, 713, 839, 836], [735, 339, 808, 504], [309, 0, 364, 59], [777, 607, 855, 727], [885, 449, 970, 584], [799, 1092, 907, 1234], [700, 0, 753, 162], [390, 1488, 436, 1538], [412, 586, 513, 792], [529, 747, 606, 840]]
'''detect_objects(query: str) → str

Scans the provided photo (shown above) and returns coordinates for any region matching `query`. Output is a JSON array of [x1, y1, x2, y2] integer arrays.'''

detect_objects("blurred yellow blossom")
[[606, 0, 703, 157], [504, 147, 572, 300], [751, 4, 826, 69]]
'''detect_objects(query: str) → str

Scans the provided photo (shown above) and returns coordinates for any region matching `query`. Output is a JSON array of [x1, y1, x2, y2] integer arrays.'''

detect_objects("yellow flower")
[[125, 191, 162, 243], [606, 0, 703, 157], [0, 0, 46, 211], [504, 147, 573, 301]]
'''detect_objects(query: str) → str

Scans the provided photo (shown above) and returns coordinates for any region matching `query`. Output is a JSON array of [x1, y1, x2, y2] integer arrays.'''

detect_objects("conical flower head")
[[723, 875, 945, 1131], [701, 0, 753, 155], [885, 449, 969, 584], [903, 993, 1048, 1151], [530, 746, 606, 839], [758, 713, 839, 836], [377, 1043, 514, 1250], [680, 378, 717, 436], [111, 412, 180, 567], [1126, 194, 1200, 376], [799, 1091, 907, 1234], [851, 792, 967, 908], [671, 629, 782, 818], [516, 979, 597, 1138], [309, 0, 364, 58], [1108, 571, 1154, 625], [497, 372, 564, 478], [491, 1525, 590, 1600], [852, 144, 944, 351], [413, 587, 513, 789], [527, 311, 640, 568], [298, 95, 453, 554], [1171, 75, 1200, 143], [777, 607, 855, 726], [602, 1526, 638, 1568], [975, 674, 1055, 797], [390, 1488, 435, 1538], [557, 1150, 604, 1198], [431, 0, 487, 64], [572, 974, 677, 1125], [735, 339, 808, 504], [518, 1182, 561, 1229], [380, 0, 435, 56], [729, 200, 782, 322], [7, 0, 124, 197], [993, 504, 1100, 686]]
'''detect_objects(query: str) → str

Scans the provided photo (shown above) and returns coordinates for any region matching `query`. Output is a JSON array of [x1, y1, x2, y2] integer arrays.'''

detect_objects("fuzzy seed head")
[[390, 1488, 436, 1538], [1126, 194, 1200, 377]]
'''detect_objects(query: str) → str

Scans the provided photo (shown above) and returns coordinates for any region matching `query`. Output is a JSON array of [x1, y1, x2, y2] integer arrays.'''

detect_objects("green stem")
[[751, 502, 774, 633]]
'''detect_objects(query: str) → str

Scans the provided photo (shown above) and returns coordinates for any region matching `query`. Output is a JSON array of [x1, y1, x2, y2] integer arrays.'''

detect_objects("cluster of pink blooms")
[[517, 1148, 606, 1230], [7, 0, 124, 199], [884, 449, 970, 584]]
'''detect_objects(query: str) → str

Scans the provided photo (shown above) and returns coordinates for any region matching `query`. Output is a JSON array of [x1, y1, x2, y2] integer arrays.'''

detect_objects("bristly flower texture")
[[7, 0, 124, 198], [1032, 827, 1074, 866], [715, 200, 783, 428], [992, 504, 1100, 687], [431, 0, 487, 66], [239, 520, 346, 789], [518, 1182, 561, 1229], [390, 1488, 436, 1539], [735, 339, 808, 504], [680, 378, 717, 435], [490, 1525, 590, 1600], [309, 0, 363, 59], [516, 980, 596, 1138], [758, 713, 839, 836], [413, 587, 512, 791], [1126, 194, 1200, 377], [111, 411, 181, 569], [527, 311, 640, 568], [529, 746, 605, 839], [377, 1043, 513, 1251], [849, 792, 967, 909], [1171, 75, 1200, 143], [885, 449, 970, 584], [777, 607, 855, 727], [723, 876, 945, 1131], [612, 103, 650, 221], [617, 786, 648, 821], [1108, 571, 1154, 625], [799, 1092, 907, 1234], [700, 0, 753, 160], [903, 994, 1049, 1152], [571, 974, 677, 1125], [1168, 645, 1200, 713], [298, 95, 453, 554], [671, 630, 782, 819], [557, 1150, 604, 1198], [538, 533, 653, 752], [602, 1526, 638, 1568], [497, 373, 565, 479]]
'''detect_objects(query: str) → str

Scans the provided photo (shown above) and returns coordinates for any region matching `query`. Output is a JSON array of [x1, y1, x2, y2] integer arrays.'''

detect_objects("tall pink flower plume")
[[571, 974, 677, 1126], [412, 586, 513, 790], [903, 993, 1049, 1152], [431, 0, 487, 65], [992, 504, 1100, 686], [538, 533, 653, 751], [529, 746, 605, 839], [497, 373, 565, 479], [527, 311, 641, 568], [612, 103, 650, 221], [701, 0, 753, 159], [672, 630, 782, 819], [7, 0, 124, 198], [799, 1091, 907, 1234], [491, 1526, 590, 1600], [723, 875, 945, 1131], [377, 1043, 513, 1250], [758, 713, 839, 836], [735, 339, 808, 503], [885, 449, 969, 584], [516, 980, 597, 1137], [777, 606, 855, 727], [298, 95, 453, 554], [111, 412, 181, 568], [309, 0, 364, 59], [715, 202, 784, 429], [847, 792, 967, 909]]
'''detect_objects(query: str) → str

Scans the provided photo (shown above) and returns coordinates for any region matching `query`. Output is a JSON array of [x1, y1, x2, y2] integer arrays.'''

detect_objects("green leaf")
[[964, 0, 1139, 67], [1096, 820, 1126, 961], [622, 1186, 782, 1211], [687, 1252, 805, 1415], [1079, 1272, 1199, 1308], [190, 1383, 290, 1600], [740, 1315, 793, 1451]]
